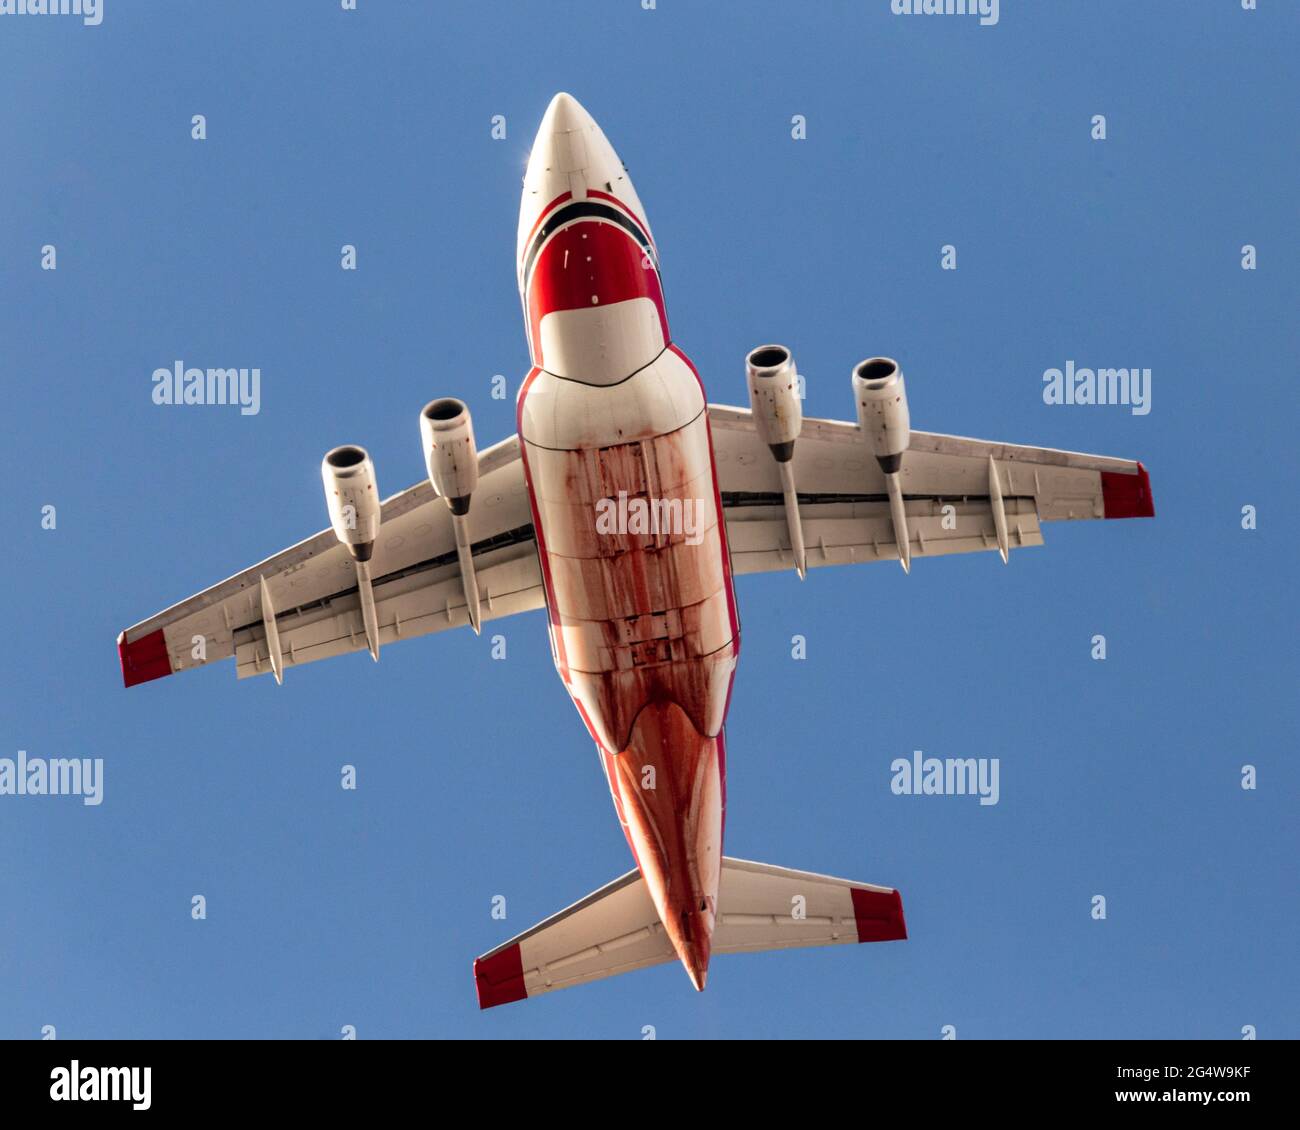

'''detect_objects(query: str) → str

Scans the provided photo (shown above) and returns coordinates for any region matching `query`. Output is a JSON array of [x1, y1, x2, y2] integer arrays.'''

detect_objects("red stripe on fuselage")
[[514, 365, 569, 675], [525, 219, 668, 370], [522, 190, 573, 253], [586, 189, 654, 247], [518, 190, 572, 365]]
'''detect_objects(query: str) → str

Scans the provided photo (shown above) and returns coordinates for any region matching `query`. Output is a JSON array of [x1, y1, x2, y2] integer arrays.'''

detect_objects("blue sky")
[[2, 1, 1296, 1039]]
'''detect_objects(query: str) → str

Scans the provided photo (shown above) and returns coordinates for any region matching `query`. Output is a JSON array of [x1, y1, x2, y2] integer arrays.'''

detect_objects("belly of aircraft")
[[517, 345, 740, 755]]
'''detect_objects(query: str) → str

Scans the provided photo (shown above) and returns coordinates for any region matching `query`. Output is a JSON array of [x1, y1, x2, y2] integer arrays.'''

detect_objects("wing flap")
[[234, 546, 544, 678], [725, 497, 1042, 576]]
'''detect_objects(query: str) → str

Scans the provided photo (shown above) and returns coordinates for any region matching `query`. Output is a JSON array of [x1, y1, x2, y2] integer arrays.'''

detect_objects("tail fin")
[[473, 857, 905, 1008]]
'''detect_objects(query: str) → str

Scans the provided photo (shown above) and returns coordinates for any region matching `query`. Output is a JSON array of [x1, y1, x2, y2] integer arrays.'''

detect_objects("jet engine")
[[745, 344, 802, 462], [419, 397, 484, 634], [321, 444, 384, 661], [852, 357, 913, 572], [321, 445, 381, 561], [744, 344, 807, 577], [852, 357, 909, 474], [420, 398, 478, 514]]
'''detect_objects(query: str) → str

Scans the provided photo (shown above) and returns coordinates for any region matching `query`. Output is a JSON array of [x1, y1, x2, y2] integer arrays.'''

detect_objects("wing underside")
[[118, 435, 543, 685], [708, 405, 1153, 575]]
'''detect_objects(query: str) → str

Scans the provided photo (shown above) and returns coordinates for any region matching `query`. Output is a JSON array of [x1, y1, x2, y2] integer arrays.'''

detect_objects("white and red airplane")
[[119, 93, 1154, 1009]]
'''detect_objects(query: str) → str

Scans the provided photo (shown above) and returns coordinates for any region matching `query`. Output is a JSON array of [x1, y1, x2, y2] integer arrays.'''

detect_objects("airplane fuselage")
[[515, 94, 737, 988]]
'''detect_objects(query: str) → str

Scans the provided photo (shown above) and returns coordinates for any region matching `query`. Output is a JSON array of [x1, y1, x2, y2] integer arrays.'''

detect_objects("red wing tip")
[[118, 628, 173, 688], [851, 887, 908, 943], [1101, 462, 1155, 519], [474, 944, 527, 1010]]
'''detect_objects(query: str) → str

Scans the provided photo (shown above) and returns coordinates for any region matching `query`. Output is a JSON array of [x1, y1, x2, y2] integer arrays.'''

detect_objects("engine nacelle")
[[322, 445, 381, 561], [745, 344, 802, 461], [852, 357, 909, 473], [420, 398, 478, 514]]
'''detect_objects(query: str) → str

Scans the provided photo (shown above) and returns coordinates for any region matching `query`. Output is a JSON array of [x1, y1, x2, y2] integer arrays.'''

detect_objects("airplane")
[[117, 92, 1155, 1009]]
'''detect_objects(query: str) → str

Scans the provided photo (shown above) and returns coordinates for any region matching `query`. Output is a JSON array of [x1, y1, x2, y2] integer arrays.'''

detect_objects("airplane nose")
[[530, 91, 597, 177], [518, 92, 654, 280], [542, 91, 588, 134]]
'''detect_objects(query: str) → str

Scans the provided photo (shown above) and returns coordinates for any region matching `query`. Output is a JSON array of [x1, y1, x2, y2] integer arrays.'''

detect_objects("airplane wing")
[[473, 856, 904, 1008], [708, 404, 1154, 575], [117, 435, 544, 686]]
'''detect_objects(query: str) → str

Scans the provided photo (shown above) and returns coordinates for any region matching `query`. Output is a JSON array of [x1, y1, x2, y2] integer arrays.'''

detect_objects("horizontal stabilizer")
[[474, 856, 905, 1008], [474, 867, 673, 1009], [713, 857, 906, 954]]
